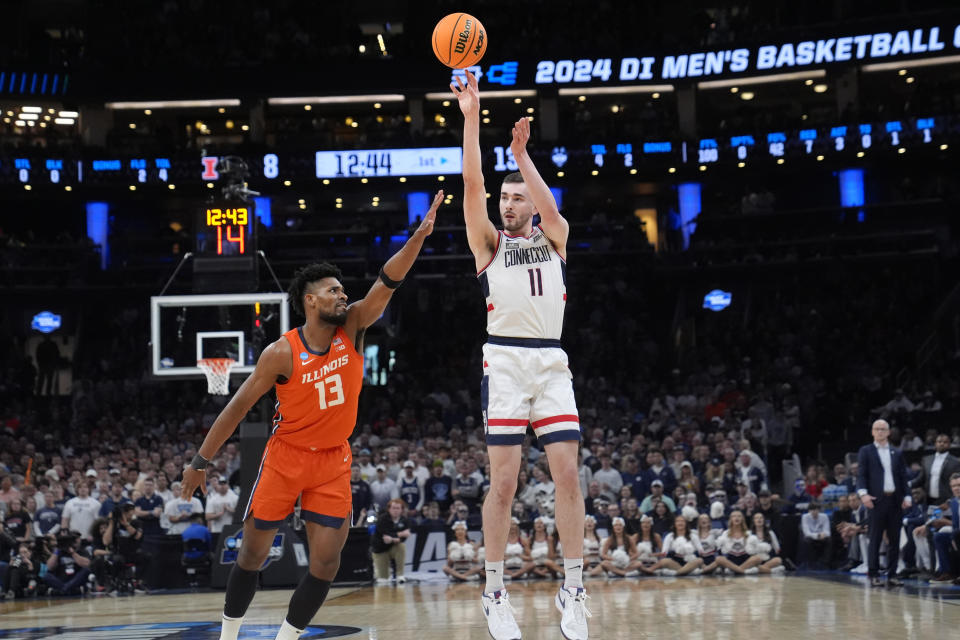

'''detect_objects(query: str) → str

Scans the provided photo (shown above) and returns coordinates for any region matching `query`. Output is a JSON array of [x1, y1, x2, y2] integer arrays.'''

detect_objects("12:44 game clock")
[[196, 202, 255, 257]]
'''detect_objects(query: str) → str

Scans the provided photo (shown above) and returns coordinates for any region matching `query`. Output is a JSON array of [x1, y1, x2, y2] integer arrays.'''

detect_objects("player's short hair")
[[502, 171, 524, 184], [288, 262, 343, 317]]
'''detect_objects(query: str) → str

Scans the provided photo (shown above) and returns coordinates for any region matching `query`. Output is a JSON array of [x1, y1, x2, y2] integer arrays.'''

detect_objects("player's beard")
[[318, 307, 347, 326], [503, 211, 531, 233]]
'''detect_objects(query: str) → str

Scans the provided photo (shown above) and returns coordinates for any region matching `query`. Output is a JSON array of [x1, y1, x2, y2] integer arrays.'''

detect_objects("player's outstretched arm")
[[346, 190, 443, 332], [180, 340, 288, 499], [451, 71, 497, 265], [510, 117, 569, 256]]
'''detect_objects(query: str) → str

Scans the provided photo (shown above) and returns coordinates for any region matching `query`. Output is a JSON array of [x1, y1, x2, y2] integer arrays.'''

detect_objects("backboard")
[[150, 293, 290, 379]]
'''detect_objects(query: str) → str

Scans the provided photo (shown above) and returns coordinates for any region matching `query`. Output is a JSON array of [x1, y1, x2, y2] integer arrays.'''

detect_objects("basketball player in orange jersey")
[[451, 71, 590, 640], [180, 190, 444, 640]]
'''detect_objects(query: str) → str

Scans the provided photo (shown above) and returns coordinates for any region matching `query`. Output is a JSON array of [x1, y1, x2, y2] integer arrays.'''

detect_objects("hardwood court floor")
[[1, 575, 959, 639]]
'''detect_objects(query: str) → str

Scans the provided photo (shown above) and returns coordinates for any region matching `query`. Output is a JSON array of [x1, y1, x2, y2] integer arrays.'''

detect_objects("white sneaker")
[[851, 564, 869, 574], [743, 567, 759, 575], [691, 568, 702, 576], [375, 578, 392, 586], [396, 576, 407, 584], [624, 570, 640, 577], [482, 590, 522, 640], [659, 569, 677, 576], [555, 586, 591, 640], [771, 566, 786, 574]]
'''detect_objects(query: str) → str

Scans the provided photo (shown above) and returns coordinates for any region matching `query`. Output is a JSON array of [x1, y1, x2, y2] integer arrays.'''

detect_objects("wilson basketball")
[[432, 13, 487, 69]]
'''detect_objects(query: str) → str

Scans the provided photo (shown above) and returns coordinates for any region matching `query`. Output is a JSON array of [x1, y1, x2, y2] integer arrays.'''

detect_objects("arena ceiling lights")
[[104, 99, 242, 110], [425, 89, 536, 100], [557, 85, 674, 96], [697, 69, 826, 90], [861, 53, 960, 72], [268, 95, 405, 105]]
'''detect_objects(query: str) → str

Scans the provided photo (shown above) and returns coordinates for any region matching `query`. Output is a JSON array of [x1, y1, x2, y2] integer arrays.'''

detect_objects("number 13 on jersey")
[[314, 374, 344, 409]]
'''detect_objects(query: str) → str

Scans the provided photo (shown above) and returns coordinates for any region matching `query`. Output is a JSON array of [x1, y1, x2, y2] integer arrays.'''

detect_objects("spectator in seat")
[[926, 472, 960, 584], [98, 482, 130, 517], [736, 451, 764, 494], [911, 433, 960, 507], [61, 482, 100, 542], [639, 480, 676, 514], [350, 465, 373, 526], [619, 455, 644, 500], [593, 453, 623, 503], [423, 461, 453, 514], [831, 464, 856, 492], [370, 464, 399, 512], [643, 449, 677, 496], [799, 501, 832, 569], [676, 461, 700, 496], [164, 481, 204, 536], [33, 490, 62, 539], [897, 486, 928, 575], [204, 476, 238, 538], [133, 477, 164, 536]]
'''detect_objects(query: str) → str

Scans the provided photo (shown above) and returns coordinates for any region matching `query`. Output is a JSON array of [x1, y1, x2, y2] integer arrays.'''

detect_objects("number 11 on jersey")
[[528, 268, 543, 296]]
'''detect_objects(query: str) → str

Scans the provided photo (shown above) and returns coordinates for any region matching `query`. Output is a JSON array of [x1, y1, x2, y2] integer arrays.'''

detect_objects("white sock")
[[275, 618, 304, 640], [563, 558, 584, 589], [219, 614, 244, 640], [485, 560, 505, 593]]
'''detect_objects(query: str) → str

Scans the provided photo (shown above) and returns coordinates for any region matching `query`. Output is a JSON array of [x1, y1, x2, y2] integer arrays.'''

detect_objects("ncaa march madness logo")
[[0, 623, 361, 639], [220, 530, 285, 568]]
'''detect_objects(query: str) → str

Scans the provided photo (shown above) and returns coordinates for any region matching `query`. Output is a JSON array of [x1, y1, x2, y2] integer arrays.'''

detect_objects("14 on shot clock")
[[196, 202, 255, 257]]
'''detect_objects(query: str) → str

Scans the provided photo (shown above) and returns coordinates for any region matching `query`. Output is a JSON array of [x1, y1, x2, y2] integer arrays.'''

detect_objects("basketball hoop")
[[197, 358, 236, 395]]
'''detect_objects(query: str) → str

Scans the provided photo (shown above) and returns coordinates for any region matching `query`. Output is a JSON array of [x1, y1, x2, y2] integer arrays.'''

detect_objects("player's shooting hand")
[[450, 70, 480, 116], [416, 190, 443, 237], [181, 467, 207, 499], [510, 117, 531, 157]]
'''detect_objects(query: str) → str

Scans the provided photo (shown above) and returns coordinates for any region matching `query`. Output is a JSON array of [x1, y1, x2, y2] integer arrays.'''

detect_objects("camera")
[[57, 533, 77, 552]]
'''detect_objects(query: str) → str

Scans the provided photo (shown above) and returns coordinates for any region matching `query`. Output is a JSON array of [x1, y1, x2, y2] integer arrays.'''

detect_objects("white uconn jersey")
[[478, 225, 579, 447], [478, 226, 566, 340]]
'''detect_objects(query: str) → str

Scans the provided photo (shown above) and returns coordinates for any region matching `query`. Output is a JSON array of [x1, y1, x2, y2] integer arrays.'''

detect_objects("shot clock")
[[196, 202, 255, 257]]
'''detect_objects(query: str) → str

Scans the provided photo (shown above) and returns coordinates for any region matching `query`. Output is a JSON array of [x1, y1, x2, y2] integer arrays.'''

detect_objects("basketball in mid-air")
[[432, 13, 487, 69]]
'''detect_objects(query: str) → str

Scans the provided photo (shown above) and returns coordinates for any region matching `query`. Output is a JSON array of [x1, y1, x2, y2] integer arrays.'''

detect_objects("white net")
[[197, 358, 236, 395]]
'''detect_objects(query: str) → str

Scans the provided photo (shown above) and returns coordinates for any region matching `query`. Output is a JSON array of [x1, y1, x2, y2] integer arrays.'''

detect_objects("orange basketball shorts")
[[242, 436, 352, 530]]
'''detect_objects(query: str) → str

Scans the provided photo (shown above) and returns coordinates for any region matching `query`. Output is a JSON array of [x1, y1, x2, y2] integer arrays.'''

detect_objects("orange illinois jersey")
[[272, 326, 364, 450]]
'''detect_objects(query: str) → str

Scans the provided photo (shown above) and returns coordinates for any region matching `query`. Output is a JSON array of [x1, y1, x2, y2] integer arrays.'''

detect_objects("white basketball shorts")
[[481, 336, 580, 446]]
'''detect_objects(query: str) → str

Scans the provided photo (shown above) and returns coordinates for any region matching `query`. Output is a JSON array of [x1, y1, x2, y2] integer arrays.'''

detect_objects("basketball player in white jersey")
[[452, 71, 589, 640]]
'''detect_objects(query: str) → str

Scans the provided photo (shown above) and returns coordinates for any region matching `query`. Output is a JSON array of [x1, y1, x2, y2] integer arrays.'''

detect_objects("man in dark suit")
[[910, 434, 960, 506], [857, 419, 912, 587]]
